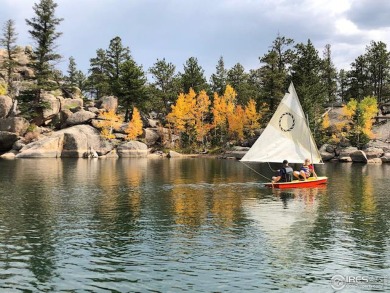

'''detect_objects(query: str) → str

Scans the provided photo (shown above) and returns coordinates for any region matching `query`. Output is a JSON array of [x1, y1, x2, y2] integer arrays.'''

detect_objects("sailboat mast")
[[306, 114, 314, 165]]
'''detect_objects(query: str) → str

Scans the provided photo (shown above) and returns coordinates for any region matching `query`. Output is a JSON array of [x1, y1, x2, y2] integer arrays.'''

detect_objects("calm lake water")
[[0, 158, 389, 292]]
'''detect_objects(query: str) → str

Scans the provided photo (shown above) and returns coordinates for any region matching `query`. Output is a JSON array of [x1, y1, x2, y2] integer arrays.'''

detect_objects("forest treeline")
[[0, 0, 387, 150]]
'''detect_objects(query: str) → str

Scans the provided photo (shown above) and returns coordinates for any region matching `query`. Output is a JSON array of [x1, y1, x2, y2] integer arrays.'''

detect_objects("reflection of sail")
[[243, 189, 322, 257]]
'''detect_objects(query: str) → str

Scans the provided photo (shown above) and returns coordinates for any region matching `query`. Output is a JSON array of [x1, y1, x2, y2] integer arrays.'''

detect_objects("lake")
[[0, 158, 389, 292]]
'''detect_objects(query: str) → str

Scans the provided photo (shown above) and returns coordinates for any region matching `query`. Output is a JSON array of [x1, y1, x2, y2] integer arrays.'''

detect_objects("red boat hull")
[[264, 176, 328, 189]]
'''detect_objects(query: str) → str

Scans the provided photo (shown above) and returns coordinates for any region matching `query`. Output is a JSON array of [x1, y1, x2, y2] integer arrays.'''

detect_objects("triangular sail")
[[241, 82, 322, 164]]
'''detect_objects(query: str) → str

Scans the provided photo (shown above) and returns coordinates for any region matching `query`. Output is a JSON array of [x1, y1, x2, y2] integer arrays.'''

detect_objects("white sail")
[[241, 82, 323, 164]]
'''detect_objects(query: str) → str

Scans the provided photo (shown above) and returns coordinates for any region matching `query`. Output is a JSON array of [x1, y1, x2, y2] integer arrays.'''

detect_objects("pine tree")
[[0, 19, 18, 98], [66, 56, 78, 87], [291, 39, 326, 122], [106, 36, 131, 97], [259, 34, 294, 116], [210, 56, 227, 95], [322, 44, 338, 104], [119, 59, 147, 121], [25, 0, 63, 91], [180, 57, 208, 93], [88, 48, 110, 99], [149, 58, 178, 114], [227, 63, 252, 105]]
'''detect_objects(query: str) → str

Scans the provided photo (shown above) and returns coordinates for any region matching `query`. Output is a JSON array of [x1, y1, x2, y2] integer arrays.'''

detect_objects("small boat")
[[263, 176, 328, 189], [240, 82, 328, 188]]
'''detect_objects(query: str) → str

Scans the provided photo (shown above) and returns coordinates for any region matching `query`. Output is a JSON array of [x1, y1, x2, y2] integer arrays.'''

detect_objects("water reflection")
[[0, 159, 389, 291]]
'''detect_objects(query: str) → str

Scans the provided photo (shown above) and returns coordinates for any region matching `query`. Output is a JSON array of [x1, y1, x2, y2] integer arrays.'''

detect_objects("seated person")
[[293, 158, 317, 181], [272, 160, 294, 183]]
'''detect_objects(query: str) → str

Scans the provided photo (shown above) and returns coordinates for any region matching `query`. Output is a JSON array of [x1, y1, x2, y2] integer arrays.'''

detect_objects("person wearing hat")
[[272, 159, 294, 183]]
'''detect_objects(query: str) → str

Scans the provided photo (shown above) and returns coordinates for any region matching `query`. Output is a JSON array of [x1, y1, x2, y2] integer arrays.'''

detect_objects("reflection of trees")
[[169, 159, 259, 229], [306, 163, 390, 270], [0, 159, 64, 284]]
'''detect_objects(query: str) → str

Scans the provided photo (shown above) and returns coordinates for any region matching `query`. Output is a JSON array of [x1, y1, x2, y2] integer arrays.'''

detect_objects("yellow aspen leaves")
[[0, 83, 7, 95], [98, 109, 123, 140], [194, 90, 212, 144], [125, 107, 143, 140], [168, 85, 262, 146], [322, 112, 330, 129], [167, 89, 196, 133], [244, 99, 261, 136]]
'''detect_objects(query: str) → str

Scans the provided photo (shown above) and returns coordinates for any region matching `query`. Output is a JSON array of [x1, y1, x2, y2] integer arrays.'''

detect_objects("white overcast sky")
[[1, 0, 390, 80]]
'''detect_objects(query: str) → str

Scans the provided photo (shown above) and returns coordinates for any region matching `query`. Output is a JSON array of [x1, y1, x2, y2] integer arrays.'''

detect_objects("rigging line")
[[267, 162, 278, 172], [241, 162, 271, 181]]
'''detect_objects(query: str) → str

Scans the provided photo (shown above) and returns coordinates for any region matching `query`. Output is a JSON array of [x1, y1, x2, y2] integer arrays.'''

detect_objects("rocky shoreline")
[[1, 93, 390, 163]]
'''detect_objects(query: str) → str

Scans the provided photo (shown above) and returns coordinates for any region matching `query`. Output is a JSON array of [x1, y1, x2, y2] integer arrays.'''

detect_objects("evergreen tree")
[[105, 36, 131, 97], [365, 41, 390, 103], [25, 0, 63, 92], [119, 59, 147, 121], [210, 56, 227, 95], [291, 39, 327, 140], [322, 44, 338, 104], [348, 55, 370, 101], [0, 19, 18, 98], [149, 58, 178, 114], [180, 57, 207, 93], [259, 34, 294, 116], [65, 56, 78, 87], [88, 48, 110, 99], [338, 69, 348, 103], [227, 63, 253, 105]]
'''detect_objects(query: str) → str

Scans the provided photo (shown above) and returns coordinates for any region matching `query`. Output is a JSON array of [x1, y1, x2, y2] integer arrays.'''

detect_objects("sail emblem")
[[278, 112, 295, 132]]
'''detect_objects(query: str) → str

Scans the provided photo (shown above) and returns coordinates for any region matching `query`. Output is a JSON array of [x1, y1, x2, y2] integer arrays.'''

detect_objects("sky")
[[1, 0, 390, 82]]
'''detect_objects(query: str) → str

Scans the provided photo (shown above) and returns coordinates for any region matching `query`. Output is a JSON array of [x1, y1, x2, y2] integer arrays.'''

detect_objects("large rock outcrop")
[[16, 125, 113, 158], [0, 96, 13, 118], [66, 110, 96, 126], [117, 141, 148, 157], [0, 131, 18, 151], [0, 117, 29, 136]]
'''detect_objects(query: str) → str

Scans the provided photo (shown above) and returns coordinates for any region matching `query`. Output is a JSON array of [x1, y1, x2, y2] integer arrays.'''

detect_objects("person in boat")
[[293, 158, 317, 181], [272, 160, 294, 183]]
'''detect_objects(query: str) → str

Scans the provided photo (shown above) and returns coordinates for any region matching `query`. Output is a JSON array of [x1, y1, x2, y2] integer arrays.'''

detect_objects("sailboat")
[[240, 82, 328, 189]]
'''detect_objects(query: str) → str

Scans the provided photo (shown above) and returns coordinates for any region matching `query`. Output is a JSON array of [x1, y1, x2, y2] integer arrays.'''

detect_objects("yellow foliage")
[[125, 107, 143, 140], [167, 88, 196, 133], [244, 99, 260, 136], [342, 97, 378, 139], [359, 96, 378, 138], [0, 83, 7, 95], [224, 84, 237, 104], [194, 90, 212, 143], [98, 109, 123, 140], [227, 105, 246, 141], [342, 99, 357, 119], [322, 112, 330, 129], [212, 85, 237, 131], [212, 93, 226, 129]]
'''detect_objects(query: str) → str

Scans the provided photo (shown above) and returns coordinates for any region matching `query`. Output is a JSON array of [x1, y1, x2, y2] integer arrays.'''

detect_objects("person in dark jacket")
[[272, 160, 294, 183]]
